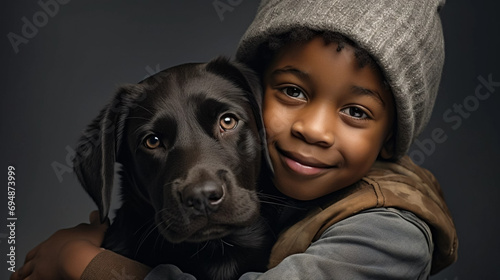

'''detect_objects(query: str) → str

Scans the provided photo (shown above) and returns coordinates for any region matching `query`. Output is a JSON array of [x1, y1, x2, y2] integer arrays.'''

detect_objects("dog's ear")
[[206, 57, 263, 108], [73, 85, 145, 222], [206, 57, 273, 174]]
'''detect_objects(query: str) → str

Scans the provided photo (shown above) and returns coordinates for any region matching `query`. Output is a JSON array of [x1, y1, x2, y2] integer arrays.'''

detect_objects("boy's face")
[[263, 37, 395, 200]]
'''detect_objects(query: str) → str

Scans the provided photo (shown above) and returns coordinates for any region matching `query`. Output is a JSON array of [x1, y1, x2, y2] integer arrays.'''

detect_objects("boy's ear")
[[380, 132, 395, 160]]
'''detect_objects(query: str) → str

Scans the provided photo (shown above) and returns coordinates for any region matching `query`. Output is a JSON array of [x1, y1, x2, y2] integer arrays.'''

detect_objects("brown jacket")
[[268, 156, 458, 275]]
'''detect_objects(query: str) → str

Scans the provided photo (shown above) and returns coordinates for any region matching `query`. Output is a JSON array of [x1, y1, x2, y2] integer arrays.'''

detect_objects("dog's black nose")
[[181, 181, 225, 213]]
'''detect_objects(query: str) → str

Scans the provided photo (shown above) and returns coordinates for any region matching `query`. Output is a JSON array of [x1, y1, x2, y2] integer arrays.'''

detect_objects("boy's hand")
[[10, 211, 109, 280]]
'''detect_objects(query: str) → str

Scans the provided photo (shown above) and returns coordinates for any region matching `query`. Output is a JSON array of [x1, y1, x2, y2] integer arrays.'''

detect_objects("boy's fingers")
[[24, 245, 39, 263], [16, 260, 33, 279], [89, 210, 100, 224], [9, 270, 19, 280], [85, 211, 109, 247], [89, 210, 110, 227]]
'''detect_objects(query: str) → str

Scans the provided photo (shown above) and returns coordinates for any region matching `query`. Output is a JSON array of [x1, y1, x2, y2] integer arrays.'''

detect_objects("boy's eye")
[[340, 107, 369, 119], [281, 86, 305, 99]]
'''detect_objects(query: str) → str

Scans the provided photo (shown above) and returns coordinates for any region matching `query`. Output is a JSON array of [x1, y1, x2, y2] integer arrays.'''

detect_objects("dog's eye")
[[219, 114, 238, 132], [144, 135, 161, 149]]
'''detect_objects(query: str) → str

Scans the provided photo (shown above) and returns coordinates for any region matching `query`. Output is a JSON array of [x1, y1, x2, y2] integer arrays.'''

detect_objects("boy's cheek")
[[262, 101, 289, 137], [264, 113, 287, 137]]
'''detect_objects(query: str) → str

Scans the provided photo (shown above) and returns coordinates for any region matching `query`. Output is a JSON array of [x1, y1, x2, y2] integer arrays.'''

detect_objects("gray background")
[[1, 0, 499, 279]]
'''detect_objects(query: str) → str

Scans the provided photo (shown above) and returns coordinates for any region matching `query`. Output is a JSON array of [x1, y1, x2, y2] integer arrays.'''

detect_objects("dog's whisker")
[[155, 210, 184, 228], [257, 192, 290, 203], [190, 241, 210, 258], [155, 221, 174, 250], [259, 200, 305, 210], [135, 222, 156, 250], [133, 216, 157, 236], [132, 214, 160, 248], [156, 206, 175, 216], [257, 192, 307, 209], [221, 239, 234, 247], [135, 222, 163, 257], [238, 187, 306, 209], [220, 239, 225, 256], [153, 228, 167, 252]]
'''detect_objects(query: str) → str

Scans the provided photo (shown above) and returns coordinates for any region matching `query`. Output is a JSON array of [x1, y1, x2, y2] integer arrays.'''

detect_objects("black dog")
[[73, 57, 272, 280]]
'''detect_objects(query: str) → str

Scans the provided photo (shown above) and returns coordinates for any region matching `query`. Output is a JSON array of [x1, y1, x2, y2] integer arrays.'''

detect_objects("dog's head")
[[73, 57, 267, 243]]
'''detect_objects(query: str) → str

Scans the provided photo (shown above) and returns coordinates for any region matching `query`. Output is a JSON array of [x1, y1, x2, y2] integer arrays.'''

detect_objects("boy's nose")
[[291, 105, 335, 147]]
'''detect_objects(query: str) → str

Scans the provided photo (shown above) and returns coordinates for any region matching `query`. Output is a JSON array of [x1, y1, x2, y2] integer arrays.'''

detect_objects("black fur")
[[73, 57, 272, 280]]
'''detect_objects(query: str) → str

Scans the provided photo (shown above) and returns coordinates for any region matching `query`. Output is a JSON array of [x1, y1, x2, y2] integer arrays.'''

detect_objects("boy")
[[12, 0, 457, 279], [230, 0, 458, 275]]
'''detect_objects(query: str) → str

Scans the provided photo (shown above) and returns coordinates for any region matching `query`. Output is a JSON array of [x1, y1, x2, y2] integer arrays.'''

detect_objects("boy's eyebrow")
[[269, 66, 311, 83], [351, 86, 386, 107]]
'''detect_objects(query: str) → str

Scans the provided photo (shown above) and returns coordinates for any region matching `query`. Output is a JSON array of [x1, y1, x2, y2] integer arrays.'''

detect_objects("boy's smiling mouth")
[[276, 146, 335, 176]]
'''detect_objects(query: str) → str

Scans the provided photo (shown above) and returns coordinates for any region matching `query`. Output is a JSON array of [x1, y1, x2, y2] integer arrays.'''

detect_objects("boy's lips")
[[277, 147, 334, 176]]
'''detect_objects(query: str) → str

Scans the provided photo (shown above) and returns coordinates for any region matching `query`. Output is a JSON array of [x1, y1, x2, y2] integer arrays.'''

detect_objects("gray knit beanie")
[[236, 0, 446, 159]]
